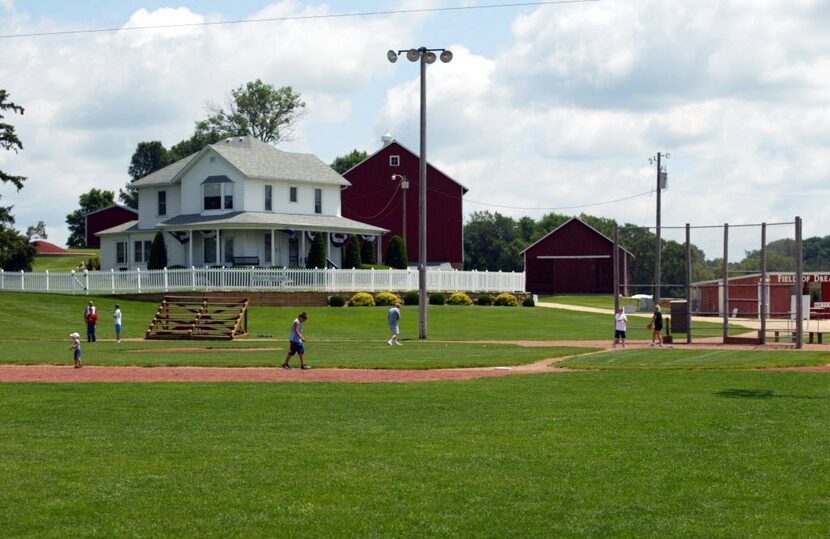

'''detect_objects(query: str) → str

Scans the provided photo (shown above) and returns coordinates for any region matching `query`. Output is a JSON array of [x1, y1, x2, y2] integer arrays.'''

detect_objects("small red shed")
[[522, 217, 633, 295], [341, 137, 467, 269], [85, 205, 138, 248]]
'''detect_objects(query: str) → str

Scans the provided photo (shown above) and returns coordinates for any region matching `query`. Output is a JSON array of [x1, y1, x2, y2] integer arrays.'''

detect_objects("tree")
[[0, 227, 36, 271], [386, 235, 408, 269], [25, 221, 47, 241], [342, 235, 361, 269], [330, 149, 368, 175], [203, 80, 306, 144], [305, 233, 327, 269], [128, 141, 169, 181], [0, 90, 26, 190], [0, 89, 34, 271], [65, 189, 115, 248], [361, 238, 377, 266], [463, 211, 524, 271], [147, 231, 168, 270]]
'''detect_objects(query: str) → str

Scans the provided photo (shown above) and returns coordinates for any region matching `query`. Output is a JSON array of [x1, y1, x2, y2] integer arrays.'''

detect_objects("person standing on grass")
[[282, 312, 310, 370], [387, 303, 402, 346], [649, 304, 664, 347], [70, 332, 83, 368], [614, 307, 627, 349], [113, 304, 122, 343], [85, 306, 98, 343]]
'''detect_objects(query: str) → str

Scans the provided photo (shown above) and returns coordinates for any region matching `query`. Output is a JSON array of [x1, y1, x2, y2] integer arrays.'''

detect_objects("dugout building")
[[522, 217, 632, 295]]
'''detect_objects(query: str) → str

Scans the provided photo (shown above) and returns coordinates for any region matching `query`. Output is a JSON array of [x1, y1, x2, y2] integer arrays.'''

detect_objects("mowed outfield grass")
[[540, 294, 639, 310], [560, 348, 830, 370], [1, 372, 829, 537], [0, 292, 733, 343]]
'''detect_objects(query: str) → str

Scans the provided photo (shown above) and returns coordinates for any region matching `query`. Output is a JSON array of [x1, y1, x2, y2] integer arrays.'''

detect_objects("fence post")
[[163, 267, 169, 292], [83, 269, 89, 294], [71, 270, 76, 294], [371, 267, 375, 292], [191, 266, 196, 291], [137, 267, 142, 293], [20, 270, 24, 291], [46, 270, 50, 292], [220, 266, 225, 289], [111, 268, 115, 294]]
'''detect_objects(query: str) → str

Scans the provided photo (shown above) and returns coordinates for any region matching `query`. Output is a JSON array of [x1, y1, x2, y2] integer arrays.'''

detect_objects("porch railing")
[[0, 267, 525, 295]]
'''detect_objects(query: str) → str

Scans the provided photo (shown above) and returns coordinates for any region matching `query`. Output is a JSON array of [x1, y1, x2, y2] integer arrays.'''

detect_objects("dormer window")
[[389, 155, 400, 167], [202, 175, 234, 211]]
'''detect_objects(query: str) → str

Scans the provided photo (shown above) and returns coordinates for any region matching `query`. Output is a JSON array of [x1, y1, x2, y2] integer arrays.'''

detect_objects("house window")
[[203, 184, 221, 210], [224, 183, 234, 210], [264, 234, 272, 263], [314, 189, 322, 214], [116, 241, 127, 264], [224, 237, 234, 265], [265, 185, 272, 211], [389, 155, 400, 167], [133, 240, 151, 263], [157, 190, 166, 216], [290, 186, 297, 203]]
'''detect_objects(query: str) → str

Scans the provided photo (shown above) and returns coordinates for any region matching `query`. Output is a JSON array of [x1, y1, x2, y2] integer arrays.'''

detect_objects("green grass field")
[[559, 348, 830, 370], [539, 294, 638, 310], [1, 372, 828, 537], [32, 248, 99, 272]]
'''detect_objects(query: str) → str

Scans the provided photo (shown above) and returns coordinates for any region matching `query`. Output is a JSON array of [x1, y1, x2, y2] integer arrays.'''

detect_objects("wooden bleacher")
[[145, 296, 249, 340]]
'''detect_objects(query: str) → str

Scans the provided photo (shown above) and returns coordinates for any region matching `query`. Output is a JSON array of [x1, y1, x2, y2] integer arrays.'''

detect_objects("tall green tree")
[[0, 89, 35, 271], [65, 188, 115, 248], [120, 141, 171, 209], [305, 233, 327, 269], [147, 231, 168, 270], [342, 235, 362, 269], [25, 221, 47, 241], [361, 238, 377, 266], [203, 80, 306, 144], [386, 235, 408, 269], [330, 149, 368, 175]]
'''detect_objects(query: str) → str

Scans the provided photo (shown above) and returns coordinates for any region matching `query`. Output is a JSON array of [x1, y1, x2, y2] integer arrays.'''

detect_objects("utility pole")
[[650, 152, 668, 303]]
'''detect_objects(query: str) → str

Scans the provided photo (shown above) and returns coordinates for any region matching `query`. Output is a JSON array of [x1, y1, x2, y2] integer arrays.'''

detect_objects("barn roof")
[[520, 217, 635, 257], [343, 140, 469, 194], [83, 204, 138, 217]]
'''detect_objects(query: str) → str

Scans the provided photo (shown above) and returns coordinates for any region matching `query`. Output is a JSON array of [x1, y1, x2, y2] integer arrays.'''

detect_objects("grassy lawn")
[[32, 248, 99, 272], [558, 348, 830, 370], [0, 292, 736, 343], [539, 294, 639, 310], [0, 339, 595, 369], [1, 372, 828, 537]]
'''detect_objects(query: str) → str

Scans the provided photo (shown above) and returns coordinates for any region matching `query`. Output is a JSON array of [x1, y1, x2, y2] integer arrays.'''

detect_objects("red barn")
[[85, 205, 138, 248], [341, 137, 467, 268], [694, 273, 830, 319], [521, 217, 632, 295]]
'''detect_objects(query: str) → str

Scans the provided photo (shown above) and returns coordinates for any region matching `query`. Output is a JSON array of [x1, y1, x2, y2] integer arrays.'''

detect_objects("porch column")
[[327, 232, 332, 268], [377, 235, 382, 265], [215, 229, 220, 265], [271, 229, 276, 267], [300, 231, 306, 266], [188, 230, 193, 267]]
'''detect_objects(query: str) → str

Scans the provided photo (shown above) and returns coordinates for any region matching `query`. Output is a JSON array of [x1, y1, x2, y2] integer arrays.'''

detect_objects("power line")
[[461, 189, 654, 211], [0, 1, 601, 39]]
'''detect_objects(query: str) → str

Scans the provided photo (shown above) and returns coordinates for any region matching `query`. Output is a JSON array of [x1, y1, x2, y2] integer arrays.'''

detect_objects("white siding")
[[179, 151, 245, 215], [137, 186, 181, 229], [100, 237, 120, 270]]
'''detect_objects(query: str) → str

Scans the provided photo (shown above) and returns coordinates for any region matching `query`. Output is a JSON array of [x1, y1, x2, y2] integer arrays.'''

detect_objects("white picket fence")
[[0, 267, 525, 295]]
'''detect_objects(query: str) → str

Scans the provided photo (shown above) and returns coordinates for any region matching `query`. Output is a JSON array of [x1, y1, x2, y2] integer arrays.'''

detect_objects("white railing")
[[0, 267, 525, 294]]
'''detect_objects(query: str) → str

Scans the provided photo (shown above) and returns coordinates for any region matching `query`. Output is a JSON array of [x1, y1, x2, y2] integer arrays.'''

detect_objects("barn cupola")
[[381, 130, 395, 147]]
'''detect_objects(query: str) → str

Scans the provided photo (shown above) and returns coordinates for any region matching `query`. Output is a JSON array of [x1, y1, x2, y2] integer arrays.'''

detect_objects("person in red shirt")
[[86, 309, 98, 342]]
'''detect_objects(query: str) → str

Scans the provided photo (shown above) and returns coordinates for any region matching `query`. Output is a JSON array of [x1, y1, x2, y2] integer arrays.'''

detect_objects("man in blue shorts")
[[282, 312, 310, 370], [387, 303, 402, 346]]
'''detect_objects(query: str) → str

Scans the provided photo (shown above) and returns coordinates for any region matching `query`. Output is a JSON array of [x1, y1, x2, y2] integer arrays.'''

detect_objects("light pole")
[[388, 46, 453, 339], [391, 174, 409, 242]]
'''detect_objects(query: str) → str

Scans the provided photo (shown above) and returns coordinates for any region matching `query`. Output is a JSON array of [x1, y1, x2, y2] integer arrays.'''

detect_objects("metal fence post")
[[722, 224, 729, 341], [795, 216, 803, 349]]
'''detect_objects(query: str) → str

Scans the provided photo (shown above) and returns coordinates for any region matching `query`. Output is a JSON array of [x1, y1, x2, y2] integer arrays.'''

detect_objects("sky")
[[1, 0, 829, 259]]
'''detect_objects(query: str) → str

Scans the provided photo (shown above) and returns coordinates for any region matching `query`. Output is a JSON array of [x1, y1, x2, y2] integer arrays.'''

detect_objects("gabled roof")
[[519, 217, 635, 257], [131, 136, 350, 187], [343, 140, 469, 193], [83, 204, 138, 217], [95, 220, 140, 236]]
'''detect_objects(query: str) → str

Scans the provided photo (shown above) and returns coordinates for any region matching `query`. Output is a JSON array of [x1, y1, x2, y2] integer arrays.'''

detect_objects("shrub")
[[374, 291, 400, 306], [349, 292, 375, 307], [429, 293, 445, 305], [329, 294, 346, 307], [361, 238, 377, 265], [403, 291, 419, 306], [342, 235, 361, 269], [147, 231, 167, 270], [447, 292, 473, 305], [85, 256, 101, 271], [386, 235, 408, 269], [305, 234, 327, 269], [477, 294, 492, 306], [522, 296, 535, 307], [494, 293, 519, 307]]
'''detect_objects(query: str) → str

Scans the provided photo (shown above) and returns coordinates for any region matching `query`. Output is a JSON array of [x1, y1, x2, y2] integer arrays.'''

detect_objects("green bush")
[[403, 291, 419, 306], [429, 293, 445, 306], [306, 234, 327, 269], [147, 231, 168, 270], [386, 235, 408, 269], [329, 295, 346, 307], [494, 293, 519, 307], [477, 294, 492, 306], [374, 291, 401, 306], [361, 238, 377, 265], [447, 292, 473, 305], [349, 292, 375, 307], [85, 256, 101, 271], [342, 235, 361, 269], [522, 296, 535, 307]]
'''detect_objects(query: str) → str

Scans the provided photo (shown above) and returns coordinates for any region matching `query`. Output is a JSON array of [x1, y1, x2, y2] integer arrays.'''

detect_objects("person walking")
[[282, 312, 310, 370], [69, 332, 83, 368], [387, 303, 402, 346], [113, 304, 123, 343], [614, 307, 627, 349], [649, 304, 664, 347], [85, 307, 98, 343]]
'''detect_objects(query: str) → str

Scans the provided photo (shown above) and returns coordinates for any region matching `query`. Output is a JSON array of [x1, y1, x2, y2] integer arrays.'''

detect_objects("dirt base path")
[[1, 340, 827, 383]]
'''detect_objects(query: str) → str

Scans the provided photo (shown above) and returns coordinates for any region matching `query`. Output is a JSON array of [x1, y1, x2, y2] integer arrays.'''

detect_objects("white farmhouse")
[[97, 136, 387, 270]]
